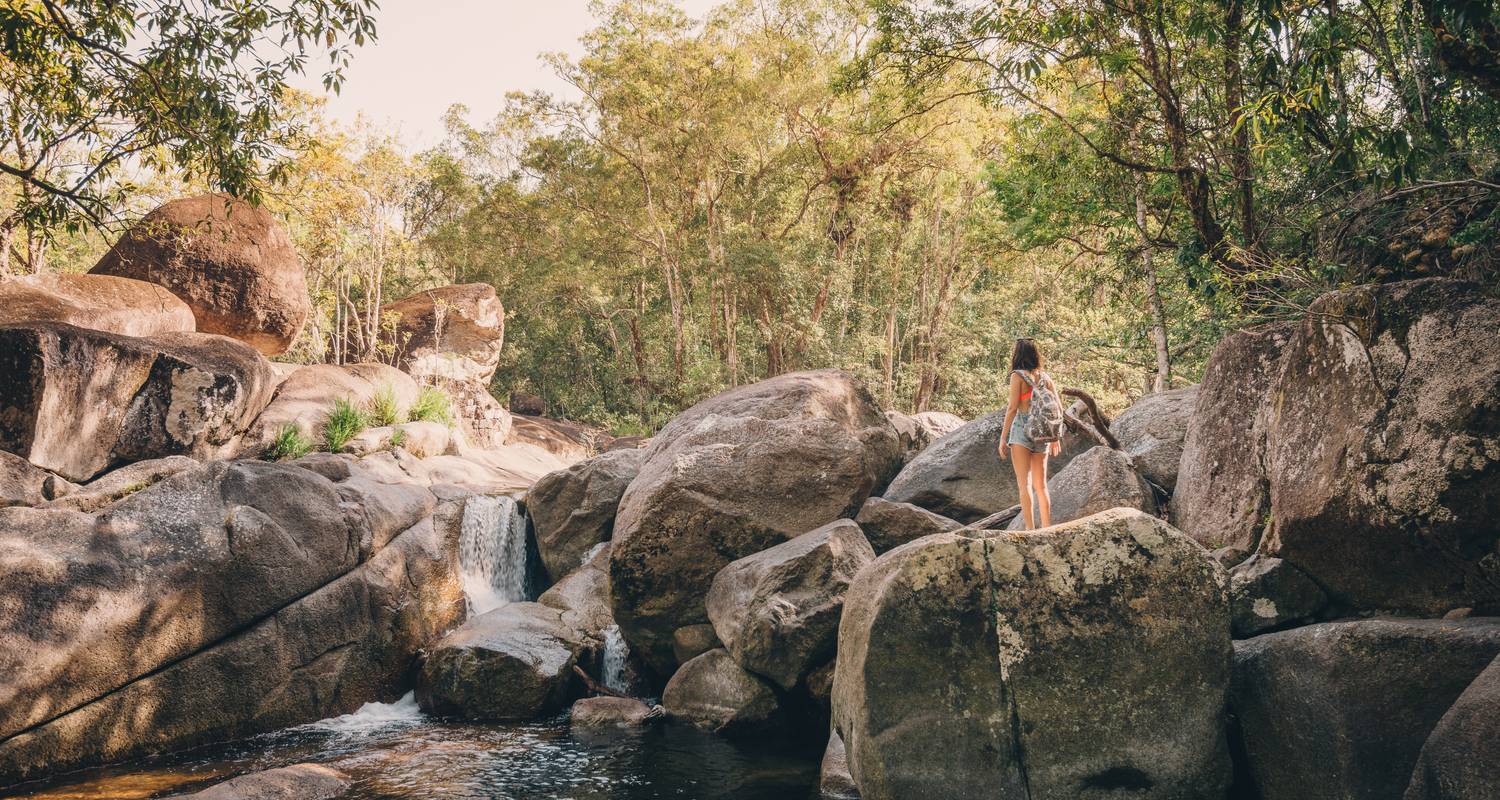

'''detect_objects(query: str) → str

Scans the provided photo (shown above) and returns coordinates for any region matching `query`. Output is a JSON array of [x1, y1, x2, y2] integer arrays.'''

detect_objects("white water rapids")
[[458, 495, 532, 616]]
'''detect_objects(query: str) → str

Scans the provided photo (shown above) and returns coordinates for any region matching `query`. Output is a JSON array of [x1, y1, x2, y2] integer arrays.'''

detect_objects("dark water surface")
[[3, 695, 821, 800]]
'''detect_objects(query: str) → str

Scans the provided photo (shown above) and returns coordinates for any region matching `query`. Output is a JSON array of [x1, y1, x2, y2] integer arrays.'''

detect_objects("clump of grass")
[[267, 424, 313, 461], [388, 427, 408, 450], [368, 384, 403, 427], [323, 398, 369, 452], [407, 387, 453, 426]]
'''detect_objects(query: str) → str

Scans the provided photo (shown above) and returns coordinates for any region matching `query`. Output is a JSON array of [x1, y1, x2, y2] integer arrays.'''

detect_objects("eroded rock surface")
[[1110, 385, 1198, 491], [530, 449, 645, 582], [0, 273, 195, 339], [833, 509, 1232, 800], [662, 649, 782, 736], [1405, 654, 1500, 800], [416, 602, 582, 721]]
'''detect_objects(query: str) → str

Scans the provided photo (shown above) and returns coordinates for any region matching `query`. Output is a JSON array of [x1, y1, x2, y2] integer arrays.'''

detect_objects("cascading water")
[[458, 495, 533, 616], [601, 624, 630, 694]]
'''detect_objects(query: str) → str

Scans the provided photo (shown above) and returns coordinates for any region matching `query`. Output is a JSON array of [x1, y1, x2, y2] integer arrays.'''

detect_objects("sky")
[[291, 0, 720, 147]]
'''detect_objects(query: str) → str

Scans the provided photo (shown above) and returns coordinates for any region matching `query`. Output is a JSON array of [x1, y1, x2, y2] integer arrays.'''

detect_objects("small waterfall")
[[306, 691, 423, 735], [581, 540, 608, 567], [459, 495, 533, 616], [601, 624, 630, 694]]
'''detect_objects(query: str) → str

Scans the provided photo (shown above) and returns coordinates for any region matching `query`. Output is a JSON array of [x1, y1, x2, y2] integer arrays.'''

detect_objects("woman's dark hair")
[[1010, 338, 1043, 371]]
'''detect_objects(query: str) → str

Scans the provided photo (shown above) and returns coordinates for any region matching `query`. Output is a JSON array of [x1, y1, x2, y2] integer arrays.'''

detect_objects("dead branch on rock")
[[1062, 389, 1120, 449], [573, 664, 632, 699]]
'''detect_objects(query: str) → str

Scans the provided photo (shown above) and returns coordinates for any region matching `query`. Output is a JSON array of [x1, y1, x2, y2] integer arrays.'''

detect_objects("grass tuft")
[[267, 424, 313, 461], [407, 387, 453, 426], [368, 384, 402, 427], [323, 398, 369, 452]]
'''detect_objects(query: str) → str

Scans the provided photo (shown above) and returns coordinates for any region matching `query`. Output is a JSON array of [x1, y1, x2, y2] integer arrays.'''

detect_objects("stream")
[[2, 694, 822, 799]]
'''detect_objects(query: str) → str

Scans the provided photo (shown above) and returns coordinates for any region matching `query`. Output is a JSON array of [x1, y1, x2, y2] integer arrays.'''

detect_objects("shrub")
[[407, 387, 453, 426], [267, 424, 313, 461], [368, 384, 402, 427], [323, 398, 369, 452]]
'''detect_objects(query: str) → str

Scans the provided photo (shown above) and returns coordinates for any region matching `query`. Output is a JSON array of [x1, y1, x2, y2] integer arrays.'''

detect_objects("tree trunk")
[[1223, 0, 1257, 246], [1136, 190, 1172, 392]]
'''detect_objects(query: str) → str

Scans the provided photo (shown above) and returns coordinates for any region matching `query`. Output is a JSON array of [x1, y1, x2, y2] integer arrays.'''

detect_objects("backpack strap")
[[1014, 369, 1038, 389]]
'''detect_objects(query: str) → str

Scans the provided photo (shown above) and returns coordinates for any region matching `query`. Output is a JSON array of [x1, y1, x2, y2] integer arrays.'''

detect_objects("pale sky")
[[292, 0, 720, 146]]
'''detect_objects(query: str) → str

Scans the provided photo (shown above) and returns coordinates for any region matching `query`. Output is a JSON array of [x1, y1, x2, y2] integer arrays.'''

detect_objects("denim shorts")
[[1007, 411, 1044, 453]]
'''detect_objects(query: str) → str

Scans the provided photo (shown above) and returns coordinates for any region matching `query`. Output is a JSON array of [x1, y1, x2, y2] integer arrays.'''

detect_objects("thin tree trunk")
[[1136, 190, 1172, 392]]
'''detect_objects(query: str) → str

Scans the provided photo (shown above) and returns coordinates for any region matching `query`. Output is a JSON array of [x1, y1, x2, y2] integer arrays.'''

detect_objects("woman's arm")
[[998, 372, 1022, 460]]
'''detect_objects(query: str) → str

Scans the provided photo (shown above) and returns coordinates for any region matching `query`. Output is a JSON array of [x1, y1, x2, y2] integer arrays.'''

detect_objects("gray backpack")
[[1018, 370, 1065, 443]]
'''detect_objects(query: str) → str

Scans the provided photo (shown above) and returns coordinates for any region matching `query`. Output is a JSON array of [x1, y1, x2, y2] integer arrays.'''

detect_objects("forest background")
[[4, 0, 1498, 434]]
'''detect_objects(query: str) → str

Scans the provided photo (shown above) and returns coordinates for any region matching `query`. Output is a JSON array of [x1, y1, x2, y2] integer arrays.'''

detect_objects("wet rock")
[[1230, 618, 1500, 800], [1005, 446, 1156, 530], [706, 520, 875, 690], [0, 273, 195, 338], [662, 649, 782, 736], [529, 449, 645, 582], [671, 624, 722, 666], [610, 369, 901, 673], [570, 697, 655, 728], [43, 455, 200, 513], [90, 194, 309, 355], [176, 763, 350, 799], [853, 497, 962, 555], [1172, 323, 1295, 551], [0, 324, 275, 481], [1260, 280, 1500, 615], [416, 602, 583, 721], [833, 509, 1231, 800], [1228, 555, 1327, 638], [820, 730, 861, 799], [0, 492, 466, 783], [1405, 654, 1500, 800], [539, 543, 615, 647], [1110, 385, 1198, 491]]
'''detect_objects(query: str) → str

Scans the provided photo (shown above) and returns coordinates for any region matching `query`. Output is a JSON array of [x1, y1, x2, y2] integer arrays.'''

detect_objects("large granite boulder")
[[833, 509, 1231, 800], [661, 649, 782, 736], [911, 411, 965, 445], [881, 410, 1090, 523], [570, 696, 656, 729], [176, 763, 350, 800], [1259, 280, 1500, 615], [706, 520, 875, 690], [90, 194, 309, 355], [384, 284, 504, 384], [1110, 385, 1198, 491], [609, 369, 902, 673], [44, 455, 200, 513], [416, 602, 583, 721], [0, 324, 275, 480], [538, 543, 615, 653], [505, 414, 603, 466], [1005, 446, 1156, 530], [0, 461, 425, 742], [529, 448, 646, 582], [1405, 654, 1500, 800], [0, 480, 466, 783], [1227, 555, 1327, 638], [852, 496, 962, 555], [1172, 323, 1295, 551], [1230, 618, 1500, 800], [0, 273, 194, 338]]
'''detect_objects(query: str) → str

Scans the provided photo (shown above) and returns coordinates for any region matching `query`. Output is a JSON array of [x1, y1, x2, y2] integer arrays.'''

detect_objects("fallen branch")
[[1062, 389, 1120, 449], [573, 665, 631, 699]]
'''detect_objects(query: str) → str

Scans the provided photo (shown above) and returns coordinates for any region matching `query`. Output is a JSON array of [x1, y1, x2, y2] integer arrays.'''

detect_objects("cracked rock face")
[[1260, 279, 1500, 615], [831, 508, 1232, 800]]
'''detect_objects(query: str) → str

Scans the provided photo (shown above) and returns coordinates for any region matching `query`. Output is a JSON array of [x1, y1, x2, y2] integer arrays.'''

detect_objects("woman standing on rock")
[[999, 338, 1063, 529]]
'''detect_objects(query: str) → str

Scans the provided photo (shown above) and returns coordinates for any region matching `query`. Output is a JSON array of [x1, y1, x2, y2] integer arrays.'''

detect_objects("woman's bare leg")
[[1010, 444, 1035, 529], [1030, 451, 1052, 527]]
